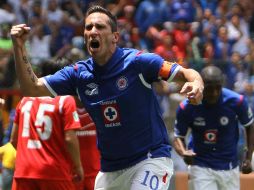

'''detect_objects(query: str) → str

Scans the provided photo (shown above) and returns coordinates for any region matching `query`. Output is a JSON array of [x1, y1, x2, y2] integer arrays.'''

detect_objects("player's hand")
[[10, 24, 31, 48], [182, 150, 196, 165], [72, 166, 84, 183], [241, 159, 252, 174], [180, 81, 203, 105]]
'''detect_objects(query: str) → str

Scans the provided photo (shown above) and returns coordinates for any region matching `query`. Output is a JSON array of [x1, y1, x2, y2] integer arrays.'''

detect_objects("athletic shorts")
[[94, 157, 174, 190], [188, 165, 240, 190]]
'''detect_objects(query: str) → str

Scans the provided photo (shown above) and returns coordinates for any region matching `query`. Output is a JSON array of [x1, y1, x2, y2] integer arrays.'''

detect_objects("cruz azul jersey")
[[76, 107, 100, 178], [43, 47, 181, 171], [14, 96, 81, 180], [174, 88, 254, 170]]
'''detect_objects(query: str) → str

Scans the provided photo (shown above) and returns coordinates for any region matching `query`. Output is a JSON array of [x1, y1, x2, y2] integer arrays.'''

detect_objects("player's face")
[[203, 84, 222, 104], [84, 12, 118, 64]]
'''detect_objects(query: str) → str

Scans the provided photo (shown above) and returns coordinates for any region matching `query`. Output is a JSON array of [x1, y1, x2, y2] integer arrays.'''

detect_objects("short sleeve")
[[236, 95, 254, 127], [43, 66, 77, 96], [61, 96, 81, 131], [174, 101, 190, 138]]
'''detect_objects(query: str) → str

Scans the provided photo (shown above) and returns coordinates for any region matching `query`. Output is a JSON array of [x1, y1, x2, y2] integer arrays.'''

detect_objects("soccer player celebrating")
[[173, 65, 254, 190], [10, 5, 203, 190]]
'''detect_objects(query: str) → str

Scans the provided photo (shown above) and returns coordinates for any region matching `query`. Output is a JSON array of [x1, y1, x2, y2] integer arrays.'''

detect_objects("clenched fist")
[[10, 24, 31, 48]]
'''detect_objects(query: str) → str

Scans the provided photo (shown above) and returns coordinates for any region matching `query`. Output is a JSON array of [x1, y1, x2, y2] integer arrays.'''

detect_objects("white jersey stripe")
[[42, 77, 57, 97], [138, 74, 151, 89]]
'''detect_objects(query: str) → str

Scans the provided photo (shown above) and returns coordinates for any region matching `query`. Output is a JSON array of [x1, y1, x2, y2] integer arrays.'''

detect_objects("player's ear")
[[112, 32, 119, 43]]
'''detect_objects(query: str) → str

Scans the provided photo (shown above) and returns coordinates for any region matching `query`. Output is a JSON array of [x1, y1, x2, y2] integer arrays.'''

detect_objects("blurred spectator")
[[28, 23, 51, 65], [213, 25, 236, 61], [170, 0, 196, 23], [197, 0, 219, 14], [46, 0, 64, 24], [61, 0, 83, 22], [199, 8, 217, 43], [225, 52, 248, 91], [153, 30, 177, 62], [134, 0, 171, 50], [0, 98, 15, 190], [0, 142, 16, 190], [0, 23, 13, 58], [0, 1, 16, 24], [0, 23, 16, 88], [49, 12, 75, 58], [117, 4, 138, 48], [226, 14, 250, 57], [29, 0, 46, 22], [2, 109, 15, 145], [171, 17, 194, 67], [214, 0, 230, 21]]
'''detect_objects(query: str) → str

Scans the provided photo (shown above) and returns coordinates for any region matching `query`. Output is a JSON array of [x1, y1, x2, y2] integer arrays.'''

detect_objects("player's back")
[[14, 96, 79, 180]]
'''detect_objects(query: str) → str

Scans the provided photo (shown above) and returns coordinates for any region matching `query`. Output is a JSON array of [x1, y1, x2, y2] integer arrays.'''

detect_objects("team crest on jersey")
[[116, 76, 128, 90], [193, 117, 205, 126], [204, 129, 217, 144], [85, 83, 98, 96], [101, 100, 121, 127], [220, 116, 229, 126]]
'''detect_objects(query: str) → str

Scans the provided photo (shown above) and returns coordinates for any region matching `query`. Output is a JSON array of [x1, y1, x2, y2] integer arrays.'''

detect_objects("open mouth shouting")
[[89, 39, 100, 53]]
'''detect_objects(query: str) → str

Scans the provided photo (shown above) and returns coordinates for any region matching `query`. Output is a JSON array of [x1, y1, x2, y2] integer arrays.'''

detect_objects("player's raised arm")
[[10, 24, 51, 97], [173, 66, 204, 105]]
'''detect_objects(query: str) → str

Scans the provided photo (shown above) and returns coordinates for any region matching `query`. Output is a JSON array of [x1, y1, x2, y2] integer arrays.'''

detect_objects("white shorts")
[[189, 165, 240, 190], [94, 157, 174, 190]]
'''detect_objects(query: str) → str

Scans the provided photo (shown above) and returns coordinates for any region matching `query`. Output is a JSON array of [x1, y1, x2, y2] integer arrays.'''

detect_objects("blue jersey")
[[174, 88, 254, 170], [43, 47, 181, 171]]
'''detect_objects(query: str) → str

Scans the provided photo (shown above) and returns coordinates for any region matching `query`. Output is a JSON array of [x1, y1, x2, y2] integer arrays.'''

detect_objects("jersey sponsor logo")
[[76, 130, 96, 136], [193, 117, 205, 126], [101, 100, 121, 127], [85, 83, 98, 96], [204, 129, 217, 144], [116, 76, 128, 90], [220, 116, 229, 126]]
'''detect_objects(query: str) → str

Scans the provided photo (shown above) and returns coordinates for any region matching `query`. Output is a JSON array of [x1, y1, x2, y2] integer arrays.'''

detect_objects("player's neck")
[[93, 46, 117, 66]]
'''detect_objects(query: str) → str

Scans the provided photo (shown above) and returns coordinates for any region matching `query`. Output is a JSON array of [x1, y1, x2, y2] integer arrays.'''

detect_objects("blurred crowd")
[[0, 0, 254, 94]]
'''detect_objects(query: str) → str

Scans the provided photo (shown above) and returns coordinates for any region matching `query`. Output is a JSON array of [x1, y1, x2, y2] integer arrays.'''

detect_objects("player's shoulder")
[[19, 97, 36, 105], [119, 47, 142, 60], [69, 59, 93, 72], [121, 47, 159, 59], [222, 88, 244, 106]]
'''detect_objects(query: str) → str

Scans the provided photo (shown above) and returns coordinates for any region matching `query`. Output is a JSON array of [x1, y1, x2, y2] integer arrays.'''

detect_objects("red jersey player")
[[74, 98, 100, 190], [9, 60, 84, 190]]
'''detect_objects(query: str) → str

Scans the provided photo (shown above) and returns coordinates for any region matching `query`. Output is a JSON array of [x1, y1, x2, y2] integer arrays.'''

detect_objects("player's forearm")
[[65, 130, 82, 169], [173, 137, 187, 157], [10, 123, 18, 149], [13, 45, 40, 95], [245, 124, 254, 161], [183, 68, 204, 87]]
